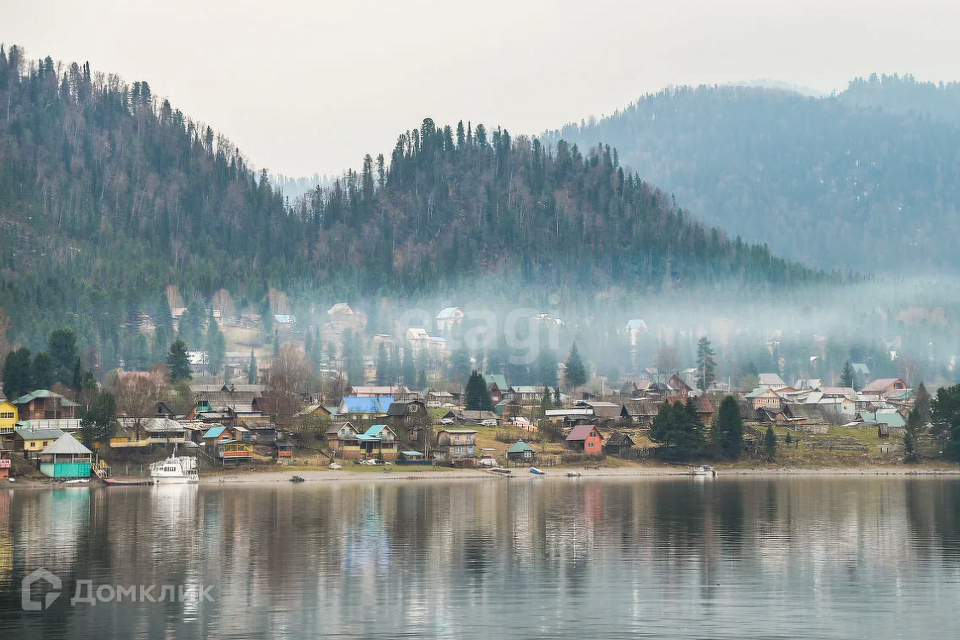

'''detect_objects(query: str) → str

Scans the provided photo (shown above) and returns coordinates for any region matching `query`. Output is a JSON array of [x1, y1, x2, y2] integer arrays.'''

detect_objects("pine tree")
[[166, 339, 192, 383], [47, 327, 78, 386], [401, 345, 416, 387], [564, 343, 587, 390], [464, 370, 493, 411], [449, 347, 471, 388], [765, 426, 777, 461], [696, 337, 716, 393], [417, 370, 427, 389], [2, 347, 32, 399], [715, 395, 744, 459], [32, 352, 55, 389], [839, 360, 857, 389], [205, 308, 226, 376]]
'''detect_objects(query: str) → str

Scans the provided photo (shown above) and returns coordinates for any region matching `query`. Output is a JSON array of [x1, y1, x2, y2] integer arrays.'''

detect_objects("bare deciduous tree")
[[267, 345, 308, 429]]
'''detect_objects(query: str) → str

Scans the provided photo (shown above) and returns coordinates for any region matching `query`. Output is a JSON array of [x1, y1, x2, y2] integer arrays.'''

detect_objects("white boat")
[[329, 462, 342, 470], [566, 471, 582, 478], [688, 466, 716, 477], [150, 446, 199, 484]]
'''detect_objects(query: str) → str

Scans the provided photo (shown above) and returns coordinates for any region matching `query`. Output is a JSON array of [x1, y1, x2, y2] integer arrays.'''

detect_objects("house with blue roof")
[[336, 396, 394, 419]]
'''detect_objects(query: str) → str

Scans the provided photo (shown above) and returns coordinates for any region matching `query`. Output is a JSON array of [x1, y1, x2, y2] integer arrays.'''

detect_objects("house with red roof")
[[565, 424, 604, 454]]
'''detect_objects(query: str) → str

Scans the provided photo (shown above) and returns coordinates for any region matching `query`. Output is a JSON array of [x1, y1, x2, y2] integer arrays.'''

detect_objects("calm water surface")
[[1, 477, 959, 639]]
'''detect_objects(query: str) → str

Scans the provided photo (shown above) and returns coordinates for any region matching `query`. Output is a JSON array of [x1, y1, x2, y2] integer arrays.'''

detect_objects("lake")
[[2, 476, 959, 639]]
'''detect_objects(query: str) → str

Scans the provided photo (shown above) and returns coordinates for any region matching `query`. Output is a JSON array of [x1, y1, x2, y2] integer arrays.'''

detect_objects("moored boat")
[[566, 471, 582, 478], [530, 467, 546, 475], [688, 466, 717, 477], [149, 445, 199, 485]]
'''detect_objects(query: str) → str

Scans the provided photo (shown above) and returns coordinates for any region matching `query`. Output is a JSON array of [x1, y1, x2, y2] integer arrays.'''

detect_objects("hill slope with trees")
[[544, 82, 960, 274], [0, 46, 823, 360]]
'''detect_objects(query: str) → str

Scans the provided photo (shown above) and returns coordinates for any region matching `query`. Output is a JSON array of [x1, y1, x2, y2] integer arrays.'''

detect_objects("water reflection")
[[0, 478, 959, 639]]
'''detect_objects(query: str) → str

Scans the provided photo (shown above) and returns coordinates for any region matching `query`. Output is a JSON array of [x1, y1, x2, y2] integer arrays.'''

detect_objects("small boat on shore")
[[290, 475, 305, 483], [329, 462, 342, 470], [688, 466, 717, 477], [103, 478, 154, 487], [491, 468, 511, 475], [566, 471, 582, 478], [530, 467, 546, 476]]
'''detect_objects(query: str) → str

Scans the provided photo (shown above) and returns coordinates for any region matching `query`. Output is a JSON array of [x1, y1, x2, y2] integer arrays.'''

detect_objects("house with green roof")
[[506, 439, 535, 462], [14, 390, 80, 420], [357, 424, 398, 460]]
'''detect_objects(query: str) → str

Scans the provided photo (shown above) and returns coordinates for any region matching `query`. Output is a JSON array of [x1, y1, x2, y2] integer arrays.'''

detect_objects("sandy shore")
[[6, 464, 957, 488]]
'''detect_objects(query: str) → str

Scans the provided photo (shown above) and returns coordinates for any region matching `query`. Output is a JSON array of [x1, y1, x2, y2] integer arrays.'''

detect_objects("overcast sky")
[[3, 0, 957, 178]]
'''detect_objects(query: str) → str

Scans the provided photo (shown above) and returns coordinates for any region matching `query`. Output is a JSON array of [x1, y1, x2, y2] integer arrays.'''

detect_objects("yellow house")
[[0, 401, 19, 447], [15, 428, 66, 459]]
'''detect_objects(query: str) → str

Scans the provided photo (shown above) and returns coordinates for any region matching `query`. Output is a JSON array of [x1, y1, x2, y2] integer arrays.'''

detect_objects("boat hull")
[[152, 475, 199, 485]]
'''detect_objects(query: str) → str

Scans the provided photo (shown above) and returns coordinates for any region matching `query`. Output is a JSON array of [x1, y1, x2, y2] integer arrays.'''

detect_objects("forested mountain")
[[0, 46, 821, 359], [839, 73, 960, 127], [544, 83, 960, 274]]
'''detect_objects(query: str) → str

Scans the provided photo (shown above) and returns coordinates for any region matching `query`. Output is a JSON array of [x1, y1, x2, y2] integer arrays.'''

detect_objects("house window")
[[454, 446, 462, 455], [587, 442, 594, 449], [43, 441, 49, 447]]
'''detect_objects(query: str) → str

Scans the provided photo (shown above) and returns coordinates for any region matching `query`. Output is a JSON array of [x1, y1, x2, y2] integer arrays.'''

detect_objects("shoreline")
[[7, 464, 959, 488]]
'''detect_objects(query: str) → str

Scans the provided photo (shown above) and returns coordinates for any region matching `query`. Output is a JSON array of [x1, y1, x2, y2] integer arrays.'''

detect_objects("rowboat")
[[566, 471, 582, 478], [529, 467, 546, 475]]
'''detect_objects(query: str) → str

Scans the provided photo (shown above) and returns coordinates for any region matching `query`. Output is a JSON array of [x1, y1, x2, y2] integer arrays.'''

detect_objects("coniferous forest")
[[0, 46, 825, 357]]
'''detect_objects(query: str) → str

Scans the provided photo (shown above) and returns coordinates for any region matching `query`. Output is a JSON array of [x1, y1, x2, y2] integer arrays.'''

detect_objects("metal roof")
[[202, 426, 228, 439], [14, 389, 80, 407], [506, 440, 535, 453], [566, 424, 601, 441], [15, 428, 66, 440], [41, 433, 92, 455]]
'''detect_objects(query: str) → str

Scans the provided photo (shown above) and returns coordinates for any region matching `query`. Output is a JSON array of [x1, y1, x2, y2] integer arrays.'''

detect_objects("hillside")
[[544, 83, 960, 274], [839, 73, 960, 128], [0, 46, 822, 361]]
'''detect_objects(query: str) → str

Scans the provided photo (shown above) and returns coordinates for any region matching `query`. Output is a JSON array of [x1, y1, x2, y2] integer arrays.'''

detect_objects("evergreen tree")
[[166, 339, 192, 383], [764, 426, 778, 461], [715, 395, 744, 459], [650, 399, 705, 460], [72, 358, 83, 393], [417, 370, 427, 389], [535, 348, 559, 388], [32, 352, 55, 389], [839, 360, 857, 389], [904, 404, 921, 462], [248, 350, 258, 384], [2, 347, 32, 399], [205, 308, 226, 376], [80, 390, 118, 447], [449, 347, 472, 389], [696, 337, 717, 393], [564, 343, 587, 389], [401, 345, 416, 387], [932, 383, 960, 461], [47, 328, 78, 386], [261, 298, 273, 337], [464, 370, 494, 411]]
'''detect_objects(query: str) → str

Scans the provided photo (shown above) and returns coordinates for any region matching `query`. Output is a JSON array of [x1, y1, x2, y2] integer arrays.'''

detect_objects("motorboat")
[[329, 462, 342, 470], [150, 445, 199, 484], [566, 471, 582, 478], [529, 467, 546, 475]]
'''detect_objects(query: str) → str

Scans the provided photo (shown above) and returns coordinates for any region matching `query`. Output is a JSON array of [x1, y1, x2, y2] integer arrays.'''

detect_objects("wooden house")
[[325, 422, 362, 459], [565, 424, 604, 454], [14, 428, 66, 459], [386, 400, 431, 447], [861, 378, 908, 398], [746, 388, 783, 411], [111, 418, 187, 448], [38, 434, 92, 479], [620, 400, 659, 426], [506, 439, 536, 462], [13, 390, 79, 420], [434, 429, 477, 460], [358, 424, 399, 460], [484, 374, 509, 404], [604, 432, 635, 457]]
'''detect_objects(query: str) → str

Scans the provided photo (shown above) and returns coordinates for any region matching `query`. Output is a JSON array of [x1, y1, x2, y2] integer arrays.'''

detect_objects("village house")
[[111, 418, 187, 448], [326, 422, 361, 458], [746, 388, 783, 411], [386, 400, 431, 446], [435, 307, 465, 335], [426, 390, 455, 408], [38, 434, 93, 479], [620, 400, 660, 426], [201, 425, 253, 463], [585, 401, 622, 422], [442, 409, 498, 425], [13, 390, 79, 420], [0, 398, 18, 448], [406, 327, 432, 351], [358, 424, 399, 460], [14, 428, 66, 459], [757, 373, 788, 391], [604, 432, 636, 458], [565, 424, 604, 454], [506, 439, 536, 462], [484, 374, 509, 404], [861, 378, 908, 398], [434, 429, 477, 461]]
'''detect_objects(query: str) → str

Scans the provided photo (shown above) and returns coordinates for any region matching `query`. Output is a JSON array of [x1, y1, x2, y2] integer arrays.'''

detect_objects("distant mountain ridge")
[[543, 81, 960, 274], [0, 45, 824, 357]]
